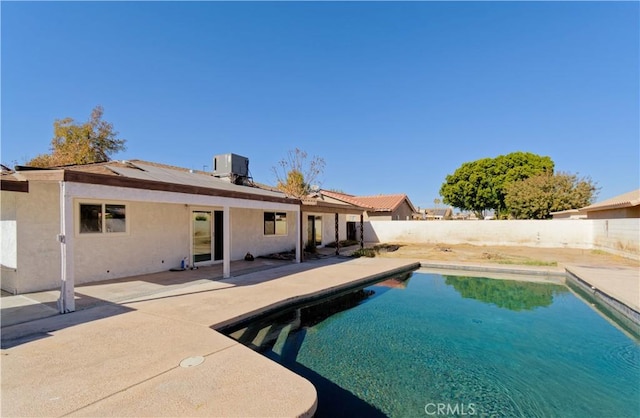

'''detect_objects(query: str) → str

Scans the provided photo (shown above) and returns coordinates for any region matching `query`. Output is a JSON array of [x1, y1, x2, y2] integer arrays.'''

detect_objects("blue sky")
[[2, 1, 638, 208]]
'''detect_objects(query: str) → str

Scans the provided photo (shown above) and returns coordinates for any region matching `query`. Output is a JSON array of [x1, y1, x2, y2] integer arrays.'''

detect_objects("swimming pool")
[[224, 270, 640, 417]]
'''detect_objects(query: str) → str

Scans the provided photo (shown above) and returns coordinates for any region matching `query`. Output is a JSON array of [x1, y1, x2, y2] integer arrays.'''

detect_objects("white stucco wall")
[[366, 220, 591, 248], [591, 219, 640, 258], [365, 219, 639, 259], [3, 178, 300, 293], [230, 208, 298, 260], [1, 191, 19, 293], [74, 201, 190, 284], [8, 182, 62, 293]]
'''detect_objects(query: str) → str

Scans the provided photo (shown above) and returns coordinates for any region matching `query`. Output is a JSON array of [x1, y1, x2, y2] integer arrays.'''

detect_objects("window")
[[79, 203, 127, 234], [80, 204, 102, 233], [264, 212, 287, 235]]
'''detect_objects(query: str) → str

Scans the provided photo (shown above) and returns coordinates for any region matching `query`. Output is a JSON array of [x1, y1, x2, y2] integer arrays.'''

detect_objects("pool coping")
[[418, 260, 639, 336]]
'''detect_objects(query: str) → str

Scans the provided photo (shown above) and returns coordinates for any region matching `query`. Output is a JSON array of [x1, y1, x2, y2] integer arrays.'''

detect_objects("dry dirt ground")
[[372, 243, 640, 269]]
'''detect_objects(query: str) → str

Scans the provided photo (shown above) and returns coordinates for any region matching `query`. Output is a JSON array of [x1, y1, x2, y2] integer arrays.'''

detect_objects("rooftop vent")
[[213, 153, 250, 185]]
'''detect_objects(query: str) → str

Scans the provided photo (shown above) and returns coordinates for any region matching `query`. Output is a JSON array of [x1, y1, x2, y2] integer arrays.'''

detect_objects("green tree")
[[272, 148, 325, 198], [444, 275, 568, 311], [439, 152, 554, 218], [27, 106, 126, 167], [504, 172, 598, 219]]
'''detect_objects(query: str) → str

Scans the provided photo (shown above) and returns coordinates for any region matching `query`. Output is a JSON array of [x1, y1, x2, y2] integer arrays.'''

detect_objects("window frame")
[[264, 211, 287, 236], [77, 200, 129, 236]]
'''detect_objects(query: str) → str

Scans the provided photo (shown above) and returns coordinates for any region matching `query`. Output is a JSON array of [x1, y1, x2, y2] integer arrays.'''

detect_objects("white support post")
[[223, 206, 231, 278], [58, 181, 75, 313], [295, 208, 301, 263]]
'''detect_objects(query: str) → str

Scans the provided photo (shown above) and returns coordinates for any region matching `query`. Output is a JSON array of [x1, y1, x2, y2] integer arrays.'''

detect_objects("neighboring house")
[[551, 189, 640, 220], [0, 156, 306, 310], [316, 190, 417, 221], [579, 189, 640, 219], [415, 207, 453, 220], [550, 209, 587, 220]]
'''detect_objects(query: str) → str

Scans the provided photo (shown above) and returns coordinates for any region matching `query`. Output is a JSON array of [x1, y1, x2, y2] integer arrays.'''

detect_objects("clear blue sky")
[[2, 1, 638, 208]]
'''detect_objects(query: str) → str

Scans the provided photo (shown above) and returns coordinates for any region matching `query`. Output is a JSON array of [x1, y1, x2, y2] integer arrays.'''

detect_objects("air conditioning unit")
[[213, 153, 249, 184]]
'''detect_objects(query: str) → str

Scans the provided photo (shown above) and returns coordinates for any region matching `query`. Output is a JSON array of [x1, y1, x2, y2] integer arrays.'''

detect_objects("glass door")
[[307, 215, 323, 247], [192, 211, 212, 264]]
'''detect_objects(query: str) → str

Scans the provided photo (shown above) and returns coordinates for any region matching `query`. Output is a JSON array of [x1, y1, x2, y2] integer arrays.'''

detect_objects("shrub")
[[352, 248, 376, 258]]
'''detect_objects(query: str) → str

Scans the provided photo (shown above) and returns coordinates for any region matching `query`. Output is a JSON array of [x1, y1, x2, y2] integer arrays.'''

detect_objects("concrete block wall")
[[591, 219, 640, 258], [365, 219, 639, 259]]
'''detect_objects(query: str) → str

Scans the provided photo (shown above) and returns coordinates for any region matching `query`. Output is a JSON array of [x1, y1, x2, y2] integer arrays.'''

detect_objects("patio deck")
[[1, 254, 419, 417], [1, 246, 637, 417]]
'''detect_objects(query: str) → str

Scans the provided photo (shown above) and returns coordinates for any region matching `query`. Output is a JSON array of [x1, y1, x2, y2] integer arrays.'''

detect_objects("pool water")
[[225, 271, 640, 417]]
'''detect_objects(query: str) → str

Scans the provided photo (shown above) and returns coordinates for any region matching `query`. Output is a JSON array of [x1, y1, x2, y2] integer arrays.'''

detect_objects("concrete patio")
[[1, 255, 420, 417], [1, 249, 638, 417]]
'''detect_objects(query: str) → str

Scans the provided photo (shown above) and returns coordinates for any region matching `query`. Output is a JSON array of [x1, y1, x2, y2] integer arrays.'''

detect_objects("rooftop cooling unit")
[[213, 153, 250, 184]]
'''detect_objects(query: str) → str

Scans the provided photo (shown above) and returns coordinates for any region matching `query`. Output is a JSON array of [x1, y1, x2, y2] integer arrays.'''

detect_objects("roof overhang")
[[14, 169, 298, 205], [583, 201, 640, 212], [0, 178, 29, 193], [301, 199, 366, 215]]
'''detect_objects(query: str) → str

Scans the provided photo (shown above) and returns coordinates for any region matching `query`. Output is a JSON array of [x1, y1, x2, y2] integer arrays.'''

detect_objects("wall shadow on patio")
[[1, 299, 134, 349]]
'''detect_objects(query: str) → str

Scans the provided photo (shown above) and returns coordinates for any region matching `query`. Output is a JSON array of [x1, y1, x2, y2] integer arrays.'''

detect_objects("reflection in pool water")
[[224, 272, 639, 418], [444, 275, 568, 311]]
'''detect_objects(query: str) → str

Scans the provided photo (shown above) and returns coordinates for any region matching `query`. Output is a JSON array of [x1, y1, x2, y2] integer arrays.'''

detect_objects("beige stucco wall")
[[230, 208, 298, 260], [586, 207, 640, 219], [393, 201, 415, 220]]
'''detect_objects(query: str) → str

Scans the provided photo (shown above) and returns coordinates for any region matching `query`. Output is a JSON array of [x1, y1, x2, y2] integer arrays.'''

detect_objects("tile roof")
[[320, 190, 416, 212], [581, 189, 640, 212], [319, 190, 366, 207]]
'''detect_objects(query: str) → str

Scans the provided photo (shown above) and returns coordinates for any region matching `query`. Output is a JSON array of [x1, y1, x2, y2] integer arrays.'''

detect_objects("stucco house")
[[424, 207, 453, 221], [1, 157, 302, 308], [1, 155, 367, 311], [551, 189, 640, 220], [580, 189, 640, 219], [314, 190, 417, 221]]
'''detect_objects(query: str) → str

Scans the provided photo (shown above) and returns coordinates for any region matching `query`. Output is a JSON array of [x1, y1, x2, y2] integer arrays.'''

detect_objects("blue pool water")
[[225, 272, 640, 417]]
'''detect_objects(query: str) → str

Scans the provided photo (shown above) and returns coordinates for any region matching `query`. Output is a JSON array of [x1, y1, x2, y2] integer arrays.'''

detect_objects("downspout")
[[57, 181, 75, 313]]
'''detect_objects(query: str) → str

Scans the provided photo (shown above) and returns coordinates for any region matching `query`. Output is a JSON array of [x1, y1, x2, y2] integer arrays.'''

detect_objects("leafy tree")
[[272, 148, 325, 198], [504, 172, 598, 219], [27, 106, 126, 167], [439, 152, 554, 218], [444, 275, 568, 311]]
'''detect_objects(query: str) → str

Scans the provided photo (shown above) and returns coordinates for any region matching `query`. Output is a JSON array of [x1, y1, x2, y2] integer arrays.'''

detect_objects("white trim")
[[223, 206, 230, 278], [58, 182, 75, 313], [191, 209, 214, 267], [75, 199, 130, 237]]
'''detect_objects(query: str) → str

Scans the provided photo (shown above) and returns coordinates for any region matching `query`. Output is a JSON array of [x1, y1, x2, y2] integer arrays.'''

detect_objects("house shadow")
[[1, 255, 359, 349], [1, 295, 134, 349]]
